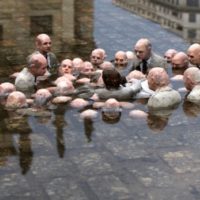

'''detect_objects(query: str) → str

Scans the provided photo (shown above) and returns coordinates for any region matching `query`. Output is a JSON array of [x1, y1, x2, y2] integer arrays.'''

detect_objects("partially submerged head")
[[90, 48, 105, 67], [171, 51, 189, 69], [58, 59, 74, 75], [5, 91, 27, 109], [164, 49, 177, 63], [147, 67, 170, 91], [81, 61, 95, 75], [183, 67, 200, 91], [187, 43, 200, 66], [56, 80, 75, 96], [27, 52, 47, 77], [72, 57, 84, 72], [114, 50, 128, 66], [34, 88, 52, 107], [0, 82, 16, 97], [126, 70, 146, 81], [100, 61, 114, 70]]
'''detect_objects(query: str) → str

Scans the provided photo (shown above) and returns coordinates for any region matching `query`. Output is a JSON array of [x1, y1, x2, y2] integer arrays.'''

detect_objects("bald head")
[[114, 50, 128, 65], [147, 67, 169, 91], [171, 51, 189, 69], [183, 67, 200, 91], [100, 61, 114, 70], [104, 98, 120, 109], [59, 59, 73, 75], [164, 49, 177, 63], [134, 38, 152, 60], [136, 38, 151, 48], [126, 70, 145, 81], [35, 33, 52, 54], [97, 48, 106, 59], [90, 48, 105, 67], [187, 43, 200, 66], [27, 52, 47, 77]]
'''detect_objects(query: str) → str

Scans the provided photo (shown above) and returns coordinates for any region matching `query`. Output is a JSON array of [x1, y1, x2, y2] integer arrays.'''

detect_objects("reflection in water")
[[147, 113, 169, 132], [18, 133, 33, 175], [0, 107, 17, 166], [2, 110, 33, 174], [102, 110, 122, 124], [53, 105, 67, 158], [83, 118, 94, 142], [183, 98, 200, 117], [147, 107, 178, 132], [113, 0, 200, 43], [78, 104, 96, 142]]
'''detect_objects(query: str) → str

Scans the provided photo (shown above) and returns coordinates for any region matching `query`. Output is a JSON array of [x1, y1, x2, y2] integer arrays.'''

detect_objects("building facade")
[[0, 0, 94, 66], [113, 0, 200, 43]]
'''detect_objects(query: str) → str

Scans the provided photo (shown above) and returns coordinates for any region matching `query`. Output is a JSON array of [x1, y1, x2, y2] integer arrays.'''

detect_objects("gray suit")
[[130, 51, 167, 73]]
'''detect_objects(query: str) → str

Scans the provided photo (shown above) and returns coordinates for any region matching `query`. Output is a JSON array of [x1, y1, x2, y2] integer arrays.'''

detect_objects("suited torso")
[[130, 51, 167, 74]]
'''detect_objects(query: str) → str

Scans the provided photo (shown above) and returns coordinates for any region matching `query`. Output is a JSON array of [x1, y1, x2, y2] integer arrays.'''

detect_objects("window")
[[30, 15, 53, 35], [177, 24, 183, 31], [187, 0, 199, 7], [188, 29, 196, 39], [189, 13, 196, 22], [172, 10, 178, 17]]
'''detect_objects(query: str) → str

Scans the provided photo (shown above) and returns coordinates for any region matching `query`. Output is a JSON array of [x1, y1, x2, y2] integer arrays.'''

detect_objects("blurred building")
[[113, 0, 200, 43]]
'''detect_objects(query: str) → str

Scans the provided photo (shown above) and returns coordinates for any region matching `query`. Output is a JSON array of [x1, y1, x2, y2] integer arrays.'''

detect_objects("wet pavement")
[[1, 0, 200, 200]]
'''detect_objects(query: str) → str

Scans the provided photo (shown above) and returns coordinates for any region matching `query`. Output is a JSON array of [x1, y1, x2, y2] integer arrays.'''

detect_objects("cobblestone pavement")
[[1, 1, 200, 200]]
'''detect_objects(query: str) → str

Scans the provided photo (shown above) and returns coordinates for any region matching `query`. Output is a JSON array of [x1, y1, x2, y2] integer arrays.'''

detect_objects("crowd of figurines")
[[1, 33, 200, 127]]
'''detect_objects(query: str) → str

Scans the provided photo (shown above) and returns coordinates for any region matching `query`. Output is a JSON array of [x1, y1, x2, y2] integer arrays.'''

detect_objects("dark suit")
[[34, 50, 59, 75]]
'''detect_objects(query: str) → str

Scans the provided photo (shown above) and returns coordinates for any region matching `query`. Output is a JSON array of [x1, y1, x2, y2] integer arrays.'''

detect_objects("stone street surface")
[[1, 0, 200, 200]]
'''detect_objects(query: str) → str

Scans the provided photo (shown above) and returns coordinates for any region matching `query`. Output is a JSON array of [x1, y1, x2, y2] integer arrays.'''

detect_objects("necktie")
[[142, 60, 147, 74], [47, 53, 51, 68], [44, 53, 50, 69]]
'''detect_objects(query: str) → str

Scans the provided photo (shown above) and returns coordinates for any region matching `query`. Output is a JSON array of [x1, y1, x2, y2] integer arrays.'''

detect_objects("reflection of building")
[[113, 0, 200, 43], [0, 0, 95, 67]]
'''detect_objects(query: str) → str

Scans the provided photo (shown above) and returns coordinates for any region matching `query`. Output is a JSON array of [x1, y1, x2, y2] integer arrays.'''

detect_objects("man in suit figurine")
[[130, 38, 167, 74], [35, 33, 59, 75], [15, 52, 47, 94]]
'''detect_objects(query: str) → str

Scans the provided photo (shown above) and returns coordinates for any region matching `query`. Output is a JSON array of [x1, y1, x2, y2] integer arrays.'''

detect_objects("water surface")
[[1, 1, 200, 200]]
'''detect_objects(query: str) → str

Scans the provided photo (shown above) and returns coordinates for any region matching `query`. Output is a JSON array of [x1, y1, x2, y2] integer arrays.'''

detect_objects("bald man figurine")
[[15, 52, 47, 93], [147, 67, 181, 109], [183, 67, 200, 104], [90, 48, 106, 69], [187, 43, 200, 68], [114, 50, 128, 66], [35, 33, 59, 75], [164, 48, 177, 63], [130, 38, 167, 74], [171, 51, 190, 70]]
